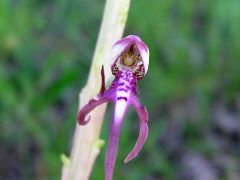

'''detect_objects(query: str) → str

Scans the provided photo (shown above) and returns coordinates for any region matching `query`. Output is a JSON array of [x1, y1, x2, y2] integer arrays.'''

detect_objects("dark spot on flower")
[[117, 97, 128, 101]]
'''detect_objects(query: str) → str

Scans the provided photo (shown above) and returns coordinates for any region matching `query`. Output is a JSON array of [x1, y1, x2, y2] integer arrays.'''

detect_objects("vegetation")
[[0, 0, 240, 179]]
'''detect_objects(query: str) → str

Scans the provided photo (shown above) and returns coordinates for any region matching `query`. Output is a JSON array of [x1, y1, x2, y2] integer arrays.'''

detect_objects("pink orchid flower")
[[77, 35, 149, 180]]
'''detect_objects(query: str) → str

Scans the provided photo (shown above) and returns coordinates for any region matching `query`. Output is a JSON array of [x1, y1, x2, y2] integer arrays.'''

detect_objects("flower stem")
[[61, 0, 131, 179]]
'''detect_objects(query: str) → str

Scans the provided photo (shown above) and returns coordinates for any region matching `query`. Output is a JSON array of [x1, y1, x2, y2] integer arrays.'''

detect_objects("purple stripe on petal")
[[118, 88, 128, 92], [118, 82, 125, 86], [117, 97, 128, 101], [125, 85, 131, 90]]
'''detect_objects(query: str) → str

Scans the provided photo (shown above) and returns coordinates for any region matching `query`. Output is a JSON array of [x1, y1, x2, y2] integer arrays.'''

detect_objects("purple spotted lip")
[[77, 35, 149, 180]]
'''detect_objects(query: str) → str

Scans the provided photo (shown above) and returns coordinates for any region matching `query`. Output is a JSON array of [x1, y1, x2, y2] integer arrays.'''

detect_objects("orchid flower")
[[77, 35, 149, 180]]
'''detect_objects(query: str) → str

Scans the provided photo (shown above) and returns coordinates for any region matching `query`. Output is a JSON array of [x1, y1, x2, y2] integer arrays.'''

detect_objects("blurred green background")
[[0, 0, 240, 179]]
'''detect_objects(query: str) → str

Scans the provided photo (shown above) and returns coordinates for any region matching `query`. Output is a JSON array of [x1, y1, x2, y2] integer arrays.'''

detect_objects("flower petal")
[[135, 40, 149, 75], [77, 90, 114, 125], [124, 95, 149, 163], [105, 99, 129, 180], [110, 36, 132, 70], [105, 119, 123, 180]]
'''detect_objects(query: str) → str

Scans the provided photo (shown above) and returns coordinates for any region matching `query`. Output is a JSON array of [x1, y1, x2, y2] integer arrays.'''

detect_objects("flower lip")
[[110, 35, 149, 77]]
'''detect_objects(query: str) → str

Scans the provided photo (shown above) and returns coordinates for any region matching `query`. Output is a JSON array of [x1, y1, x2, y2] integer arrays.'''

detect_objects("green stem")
[[61, 0, 131, 179]]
